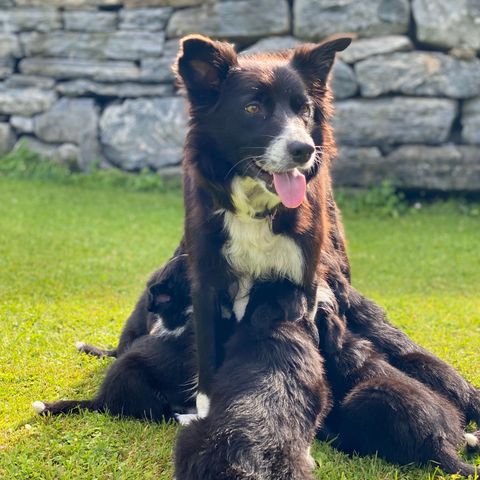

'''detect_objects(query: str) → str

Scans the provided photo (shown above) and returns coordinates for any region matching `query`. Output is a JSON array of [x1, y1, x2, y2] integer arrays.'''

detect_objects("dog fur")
[[175, 281, 331, 480]]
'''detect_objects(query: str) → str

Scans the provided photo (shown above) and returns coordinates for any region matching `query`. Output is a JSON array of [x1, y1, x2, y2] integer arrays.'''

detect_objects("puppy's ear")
[[292, 36, 352, 85], [175, 34, 238, 106], [147, 282, 172, 313]]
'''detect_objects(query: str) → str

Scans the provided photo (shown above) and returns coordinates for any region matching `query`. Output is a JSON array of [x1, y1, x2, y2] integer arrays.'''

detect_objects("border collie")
[[32, 255, 198, 421], [76, 252, 190, 359], [175, 33, 351, 416], [315, 289, 480, 477], [175, 281, 331, 480]]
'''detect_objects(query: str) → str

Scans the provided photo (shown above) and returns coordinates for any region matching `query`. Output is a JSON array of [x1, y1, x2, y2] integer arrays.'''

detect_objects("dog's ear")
[[175, 34, 238, 106], [147, 282, 172, 313], [292, 36, 352, 85]]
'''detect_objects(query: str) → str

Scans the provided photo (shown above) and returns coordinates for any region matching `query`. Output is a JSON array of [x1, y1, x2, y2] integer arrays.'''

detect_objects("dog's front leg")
[[191, 284, 222, 419]]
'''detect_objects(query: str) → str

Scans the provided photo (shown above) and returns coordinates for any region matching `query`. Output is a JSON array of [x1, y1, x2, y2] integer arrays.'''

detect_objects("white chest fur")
[[222, 177, 305, 287]]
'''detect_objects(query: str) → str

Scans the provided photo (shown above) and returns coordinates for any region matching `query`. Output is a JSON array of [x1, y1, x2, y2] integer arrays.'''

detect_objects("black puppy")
[[76, 253, 191, 358], [316, 291, 479, 477], [32, 255, 197, 421], [175, 281, 331, 480]]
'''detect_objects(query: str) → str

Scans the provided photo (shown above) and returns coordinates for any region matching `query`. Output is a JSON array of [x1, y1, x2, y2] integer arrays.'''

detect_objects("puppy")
[[33, 255, 198, 421], [316, 294, 479, 477], [77, 253, 190, 358], [175, 281, 331, 480]]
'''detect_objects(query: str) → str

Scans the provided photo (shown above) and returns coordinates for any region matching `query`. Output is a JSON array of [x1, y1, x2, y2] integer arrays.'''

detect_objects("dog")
[[175, 281, 331, 480], [32, 255, 198, 421], [315, 286, 480, 476], [76, 252, 190, 359], [175, 33, 352, 417]]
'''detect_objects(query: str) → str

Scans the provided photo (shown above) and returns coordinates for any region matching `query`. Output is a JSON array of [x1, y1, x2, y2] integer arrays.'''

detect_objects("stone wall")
[[0, 0, 479, 191]]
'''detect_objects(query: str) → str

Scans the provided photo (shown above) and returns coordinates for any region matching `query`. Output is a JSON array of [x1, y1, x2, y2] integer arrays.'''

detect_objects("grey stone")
[[124, 0, 208, 7], [412, 0, 480, 51], [0, 60, 13, 79], [166, 0, 290, 42], [105, 31, 165, 61], [57, 79, 174, 97], [10, 115, 34, 134], [385, 145, 480, 192], [355, 52, 480, 99], [5, 74, 55, 90], [331, 61, 357, 100], [0, 34, 21, 58], [294, 0, 410, 40], [0, 122, 16, 155], [462, 98, 480, 145], [33, 98, 100, 170], [242, 36, 301, 55], [19, 58, 140, 82], [63, 11, 117, 32], [340, 35, 413, 64], [14, 136, 80, 170], [100, 97, 188, 170], [0, 87, 57, 115], [0, 0, 13, 7], [119, 8, 172, 31], [15, 0, 122, 6], [333, 98, 457, 147], [0, 8, 61, 33], [140, 39, 179, 83], [332, 147, 385, 187], [21, 31, 164, 61]]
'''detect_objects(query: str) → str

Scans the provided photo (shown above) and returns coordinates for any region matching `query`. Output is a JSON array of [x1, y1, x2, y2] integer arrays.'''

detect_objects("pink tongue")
[[272, 169, 307, 208]]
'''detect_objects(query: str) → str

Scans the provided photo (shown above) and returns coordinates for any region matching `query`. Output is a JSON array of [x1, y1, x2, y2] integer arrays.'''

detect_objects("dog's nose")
[[287, 141, 314, 164]]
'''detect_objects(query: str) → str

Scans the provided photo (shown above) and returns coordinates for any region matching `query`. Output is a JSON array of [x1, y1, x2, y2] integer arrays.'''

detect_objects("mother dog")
[[176, 33, 351, 416]]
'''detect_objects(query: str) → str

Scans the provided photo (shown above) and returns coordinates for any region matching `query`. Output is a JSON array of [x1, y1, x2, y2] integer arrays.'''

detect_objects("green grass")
[[0, 176, 479, 479]]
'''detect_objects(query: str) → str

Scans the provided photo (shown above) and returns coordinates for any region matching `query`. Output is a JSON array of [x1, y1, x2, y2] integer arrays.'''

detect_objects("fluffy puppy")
[[33, 255, 198, 421], [316, 296, 479, 477], [77, 252, 190, 358], [175, 281, 331, 480]]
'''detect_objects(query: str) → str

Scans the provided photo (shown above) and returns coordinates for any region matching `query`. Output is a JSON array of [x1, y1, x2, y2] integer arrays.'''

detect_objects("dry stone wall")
[[0, 0, 479, 191]]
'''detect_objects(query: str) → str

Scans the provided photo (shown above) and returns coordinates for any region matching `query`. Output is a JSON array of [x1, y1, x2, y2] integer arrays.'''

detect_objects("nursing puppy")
[[175, 281, 331, 480], [176, 33, 351, 416], [315, 293, 479, 477], [33, 255, 198, 421]]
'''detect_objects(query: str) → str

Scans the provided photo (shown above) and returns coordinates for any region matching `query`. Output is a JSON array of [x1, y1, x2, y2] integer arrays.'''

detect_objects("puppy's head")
[[147, 254, 191, 330], [175, 34, 351, 209]]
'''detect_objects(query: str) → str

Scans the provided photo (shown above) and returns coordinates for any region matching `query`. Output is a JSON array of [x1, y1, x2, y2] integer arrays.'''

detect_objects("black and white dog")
[[175, 33, 352, 418], [33, 255, 198, 421], [175, 281, 331, 480]]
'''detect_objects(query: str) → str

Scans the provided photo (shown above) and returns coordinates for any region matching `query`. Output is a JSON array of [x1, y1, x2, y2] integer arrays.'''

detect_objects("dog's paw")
[[175, 413, 200, 426], [465, 432, 480, 451], [32, 401, 46, 414], [75, 341, 86, 351]]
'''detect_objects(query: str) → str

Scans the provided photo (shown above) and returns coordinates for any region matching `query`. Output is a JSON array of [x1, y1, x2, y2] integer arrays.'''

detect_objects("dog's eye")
[[245, 102, 261, 114]]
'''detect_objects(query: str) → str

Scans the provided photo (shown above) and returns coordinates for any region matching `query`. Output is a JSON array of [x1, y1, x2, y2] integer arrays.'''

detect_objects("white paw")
[[75, 341, 86, 351], [175, 413, 200, 426], [465, 433, 479, 448], [196, 393, 210, 418], [32, 401, 46, 414]]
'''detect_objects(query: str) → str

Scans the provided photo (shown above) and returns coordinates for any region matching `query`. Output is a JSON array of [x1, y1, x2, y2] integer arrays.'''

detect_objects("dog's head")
[[147, 254, 191, 330], [175, 34, 351, 210]]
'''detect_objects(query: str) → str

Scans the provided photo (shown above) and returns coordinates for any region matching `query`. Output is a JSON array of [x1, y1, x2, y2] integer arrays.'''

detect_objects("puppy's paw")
[[465, 431, 480, 451], [32, 401, 46, 414], [175, 413, 200, 426], [75, 341, 86, 351]]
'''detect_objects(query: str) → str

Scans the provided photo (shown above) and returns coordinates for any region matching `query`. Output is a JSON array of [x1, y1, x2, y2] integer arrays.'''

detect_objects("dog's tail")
[[438, 449, 477, 478], [32, 399, 100, 416], [75, 341, 117, 358]]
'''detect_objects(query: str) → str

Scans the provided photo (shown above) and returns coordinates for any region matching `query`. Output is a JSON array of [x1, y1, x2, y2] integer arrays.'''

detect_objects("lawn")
[[0, 176, 479, 479]]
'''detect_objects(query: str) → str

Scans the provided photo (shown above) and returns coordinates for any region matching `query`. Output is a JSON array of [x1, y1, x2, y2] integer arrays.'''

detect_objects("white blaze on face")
[[263, 118, 315, 172]]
